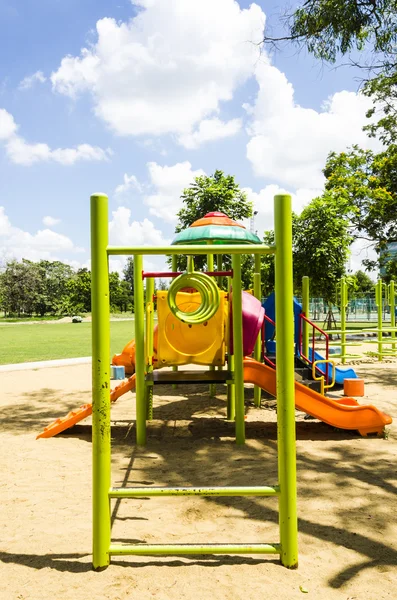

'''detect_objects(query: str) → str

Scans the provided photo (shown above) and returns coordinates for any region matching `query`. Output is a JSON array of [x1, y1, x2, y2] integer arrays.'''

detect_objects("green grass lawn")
[[0, 321, 137, 365]]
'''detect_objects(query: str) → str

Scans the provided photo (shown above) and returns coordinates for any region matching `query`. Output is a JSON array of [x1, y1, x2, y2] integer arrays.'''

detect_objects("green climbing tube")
[[167, 271, 220, 324]]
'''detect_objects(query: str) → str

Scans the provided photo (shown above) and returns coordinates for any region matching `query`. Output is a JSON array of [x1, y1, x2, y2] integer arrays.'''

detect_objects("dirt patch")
[[1, 362, 396, 600]]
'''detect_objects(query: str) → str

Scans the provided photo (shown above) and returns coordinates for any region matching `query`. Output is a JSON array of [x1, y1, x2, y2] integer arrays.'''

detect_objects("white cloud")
[[18, 70, 46, 91], [43, 216, 61, 227], [0, 108, 112, 165], [0, 206, 83, 262], [114, 173, 142, 196], [244, 184, 321, 235], [246, 63, 382, 189], [5, 137, 112, 166], [109, 206, 171, 246], [144, 161, 205, 222], [0, 108, 17, 140], [178, 117, 242, 149], [51, 1, 265, 145]]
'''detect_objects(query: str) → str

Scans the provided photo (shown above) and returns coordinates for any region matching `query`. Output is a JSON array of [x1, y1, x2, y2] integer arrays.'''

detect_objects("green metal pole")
[[217, 254, 223, 288], [302, 276, 309, 360], [91, 193, 111, 570], [274, 194, 298, 569], [207, 249, 216, 397], [171, 255, 178, 387], [254, 253, 262, 407], [389, 281, 396, 350], [134, 254, 146, 445], [232, 254, 245, 444], [340, 277, 347, 365], [376, 279, 383, 361]]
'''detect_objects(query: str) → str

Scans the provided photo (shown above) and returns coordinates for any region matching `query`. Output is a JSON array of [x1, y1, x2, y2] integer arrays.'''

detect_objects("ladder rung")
[[109, 485, 279, 498], [109, 543, 281, 556]]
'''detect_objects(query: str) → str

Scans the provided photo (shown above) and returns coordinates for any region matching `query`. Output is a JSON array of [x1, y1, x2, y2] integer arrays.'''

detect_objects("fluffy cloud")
[[18, 70, 46, 91], [51, 1, 265, 145], [244, 184, 321, 235], [114, 173, 142, 196], [178, 117, 242, 149], [246, 63, 382, 189], [42, 216, 61, 227], [144, 161, 204, 222], [0, 107, 111, 166], [0, 108, 17, 140], [109, 206, 171, 246], [0, 206, 83, 262]]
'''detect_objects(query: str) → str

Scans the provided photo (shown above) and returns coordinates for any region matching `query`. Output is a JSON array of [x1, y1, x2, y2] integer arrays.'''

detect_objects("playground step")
[[146, 370, 233, 385]]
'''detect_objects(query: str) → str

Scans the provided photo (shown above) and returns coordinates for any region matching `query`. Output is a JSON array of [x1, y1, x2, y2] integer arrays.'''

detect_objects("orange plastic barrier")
[[344, 378, 365, 397], [36, 374, 136, 439]]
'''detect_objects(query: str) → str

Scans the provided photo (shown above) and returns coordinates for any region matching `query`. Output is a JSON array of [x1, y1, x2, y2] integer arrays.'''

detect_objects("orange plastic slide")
[[36, 374, 136, 439], [243, 359, 392, 436]]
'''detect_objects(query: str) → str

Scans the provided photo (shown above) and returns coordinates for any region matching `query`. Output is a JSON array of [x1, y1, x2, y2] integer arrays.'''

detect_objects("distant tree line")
[[0, 258, 139, 317]]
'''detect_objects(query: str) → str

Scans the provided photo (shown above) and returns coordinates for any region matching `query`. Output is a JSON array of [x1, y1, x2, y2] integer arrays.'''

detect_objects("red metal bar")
[[142, 270, 233, 279], [261, 312, 276, 368], [299, 313, 329, 385]]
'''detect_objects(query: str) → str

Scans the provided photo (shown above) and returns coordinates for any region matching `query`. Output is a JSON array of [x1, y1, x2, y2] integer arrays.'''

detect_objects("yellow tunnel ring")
[[167, 272, 220, 325]]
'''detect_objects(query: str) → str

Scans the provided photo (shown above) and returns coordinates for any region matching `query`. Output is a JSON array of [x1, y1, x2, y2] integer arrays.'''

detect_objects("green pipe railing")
[[91, 192, 297, 570], [109, 543, 281, 556], [109, 485, 279, 497]]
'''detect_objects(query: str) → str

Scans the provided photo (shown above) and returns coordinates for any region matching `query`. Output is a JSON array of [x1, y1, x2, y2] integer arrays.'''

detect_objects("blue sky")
[[0, 0, 380, 272]]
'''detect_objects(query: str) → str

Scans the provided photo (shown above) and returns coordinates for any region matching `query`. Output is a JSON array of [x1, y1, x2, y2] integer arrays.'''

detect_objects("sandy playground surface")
[[1, 356, 396, 600]]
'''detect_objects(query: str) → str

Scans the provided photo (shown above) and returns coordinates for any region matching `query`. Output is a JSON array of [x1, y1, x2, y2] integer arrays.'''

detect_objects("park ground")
[[1, 354, 396, 600]]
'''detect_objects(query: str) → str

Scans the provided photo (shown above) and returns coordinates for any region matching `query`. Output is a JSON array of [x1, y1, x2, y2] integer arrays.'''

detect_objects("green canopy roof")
[[171, 225, 261, 245]]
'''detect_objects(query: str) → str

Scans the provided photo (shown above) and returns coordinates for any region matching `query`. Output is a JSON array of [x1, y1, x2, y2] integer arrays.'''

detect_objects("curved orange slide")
[[243, 359, 392, 436], [36, 374, 136, 439]]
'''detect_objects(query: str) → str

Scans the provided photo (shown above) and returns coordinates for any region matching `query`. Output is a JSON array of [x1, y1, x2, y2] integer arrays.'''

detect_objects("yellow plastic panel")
[[157, 291, 226, 367]]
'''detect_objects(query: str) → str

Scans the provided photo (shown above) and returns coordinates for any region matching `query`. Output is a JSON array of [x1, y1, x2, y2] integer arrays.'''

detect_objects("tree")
[[0, 259, 41, 316], [293, 195, 352, 326], [263, 0, 397, 69], [263, 1, 397, 144], [109, 272, 133, 312], [34, 260, 74, 316], [66, 268, 92, 314], [351, 270, 375, 296], [170, 170, 253, 273], [323, 144, 397, 270]]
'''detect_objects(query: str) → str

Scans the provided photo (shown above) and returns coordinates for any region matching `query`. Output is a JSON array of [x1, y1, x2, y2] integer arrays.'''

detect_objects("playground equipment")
[[262, 284, 358, 386], [317, 277, 397, 363], [36, 196, 392, 570], [94, 194, 298, 569]]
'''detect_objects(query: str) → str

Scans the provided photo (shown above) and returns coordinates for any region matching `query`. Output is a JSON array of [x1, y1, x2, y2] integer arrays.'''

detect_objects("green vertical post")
[[91, 193, 111, 570], [274, 194, 298, 569], [390, 281, 395, 351], [207, 249, 216, 397], [376, 279, 383, 361], [253, 254, 262, 407], [232, 254, 245, 444], [134, 254, 146, 445], [340, 277, 347, 365], [171, 255, 178, 387], [217, 254, 223, 288], [302, 276, 309, 360]]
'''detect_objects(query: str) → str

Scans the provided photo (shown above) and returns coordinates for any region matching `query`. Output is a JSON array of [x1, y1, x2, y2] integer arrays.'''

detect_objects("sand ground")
[[1, 357, 396, 600]]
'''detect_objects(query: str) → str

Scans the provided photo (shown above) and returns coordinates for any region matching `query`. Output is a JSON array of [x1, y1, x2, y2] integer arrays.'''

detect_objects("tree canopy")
[[175, 170, 252, 233], [170, 170, 254, 288], [322, 144, 397, 268], [263, 0, 397, 145]]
